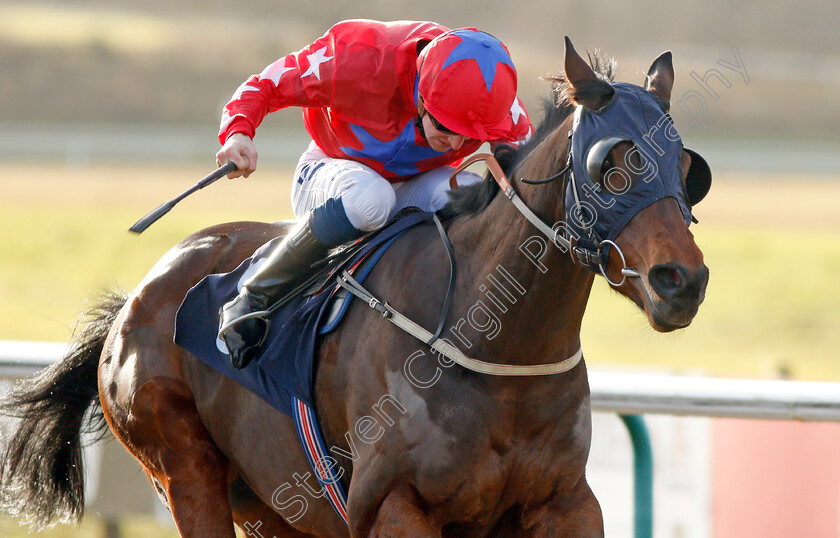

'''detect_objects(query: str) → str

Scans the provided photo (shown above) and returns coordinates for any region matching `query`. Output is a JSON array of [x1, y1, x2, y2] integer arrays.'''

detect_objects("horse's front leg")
[[520, 476, 604, 537], [363, 483, 441, 537]]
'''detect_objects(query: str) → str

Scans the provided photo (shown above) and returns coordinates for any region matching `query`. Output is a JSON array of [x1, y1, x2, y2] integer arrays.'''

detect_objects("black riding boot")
[[219, 213, 330, 369]]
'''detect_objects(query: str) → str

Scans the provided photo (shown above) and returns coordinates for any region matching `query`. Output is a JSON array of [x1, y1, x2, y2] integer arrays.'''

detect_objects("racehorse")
[[0, 39, 709, 537]]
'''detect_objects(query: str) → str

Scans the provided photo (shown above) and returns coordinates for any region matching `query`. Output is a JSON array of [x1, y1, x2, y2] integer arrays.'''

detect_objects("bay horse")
[[1, 39, 708, 536]]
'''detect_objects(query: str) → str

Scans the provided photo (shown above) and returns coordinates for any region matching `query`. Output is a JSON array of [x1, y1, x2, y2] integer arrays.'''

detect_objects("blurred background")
[[1, 0, 838, 536]]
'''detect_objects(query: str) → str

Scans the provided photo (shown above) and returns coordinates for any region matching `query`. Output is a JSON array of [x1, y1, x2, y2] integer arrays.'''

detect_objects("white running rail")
[[3, 341, 840, 422]]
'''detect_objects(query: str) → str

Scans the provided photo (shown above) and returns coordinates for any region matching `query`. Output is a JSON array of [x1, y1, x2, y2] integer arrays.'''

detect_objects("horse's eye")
[[600, 157, 613, 179]]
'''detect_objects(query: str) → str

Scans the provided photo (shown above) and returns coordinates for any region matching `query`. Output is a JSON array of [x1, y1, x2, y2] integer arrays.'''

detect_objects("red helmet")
[[418, 29, 518, 142]]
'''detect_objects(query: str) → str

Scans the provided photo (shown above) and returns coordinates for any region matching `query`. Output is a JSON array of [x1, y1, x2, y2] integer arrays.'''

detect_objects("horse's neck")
[[446, 155, 594, 365]]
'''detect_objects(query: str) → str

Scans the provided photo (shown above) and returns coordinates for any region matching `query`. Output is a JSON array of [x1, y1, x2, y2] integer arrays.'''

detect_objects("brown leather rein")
[[449, 153, 583, 261], [449, 152, 641, 286]]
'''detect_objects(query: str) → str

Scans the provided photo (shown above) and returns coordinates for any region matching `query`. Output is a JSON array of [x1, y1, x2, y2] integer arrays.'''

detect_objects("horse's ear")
[[645, 51, 674, 106], [563, 37, 613, 110], [563, 36, 597, 88]]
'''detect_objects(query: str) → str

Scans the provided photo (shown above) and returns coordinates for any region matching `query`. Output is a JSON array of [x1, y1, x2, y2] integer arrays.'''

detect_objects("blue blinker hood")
[[564, 82, 694, 268]]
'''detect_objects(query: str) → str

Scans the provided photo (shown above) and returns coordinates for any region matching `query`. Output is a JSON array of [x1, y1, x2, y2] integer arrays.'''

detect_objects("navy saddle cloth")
[[174, 211, 432, 417]]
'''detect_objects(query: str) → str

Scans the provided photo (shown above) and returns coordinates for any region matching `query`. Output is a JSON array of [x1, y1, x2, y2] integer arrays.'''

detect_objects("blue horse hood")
[[565, 82, 693, 262]]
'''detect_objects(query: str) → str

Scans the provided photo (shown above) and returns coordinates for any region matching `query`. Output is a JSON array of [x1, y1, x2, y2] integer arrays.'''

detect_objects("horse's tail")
[[0, 289, 128, 530]]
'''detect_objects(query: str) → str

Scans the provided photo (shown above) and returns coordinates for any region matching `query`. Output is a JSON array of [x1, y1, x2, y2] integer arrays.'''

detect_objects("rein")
[[449, 108, 641, 288], [449, 152, 640, 287], [450, 153, 581, 258]]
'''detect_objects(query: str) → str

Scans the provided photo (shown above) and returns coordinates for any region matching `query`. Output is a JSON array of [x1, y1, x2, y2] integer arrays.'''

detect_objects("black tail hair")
[[0, 290, 127, 529]]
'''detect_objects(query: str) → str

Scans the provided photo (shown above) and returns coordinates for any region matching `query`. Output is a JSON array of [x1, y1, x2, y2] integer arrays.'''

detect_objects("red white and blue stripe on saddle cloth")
[[292, 396, 349, 523]]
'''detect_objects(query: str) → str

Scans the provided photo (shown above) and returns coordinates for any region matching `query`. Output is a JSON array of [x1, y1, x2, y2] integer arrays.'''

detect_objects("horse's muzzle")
[[646, 262, 709, 330]]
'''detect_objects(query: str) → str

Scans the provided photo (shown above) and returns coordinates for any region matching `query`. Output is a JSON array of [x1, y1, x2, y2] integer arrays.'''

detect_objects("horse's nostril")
[[668, 267, 681, 287], [648, 263, 688, 299]]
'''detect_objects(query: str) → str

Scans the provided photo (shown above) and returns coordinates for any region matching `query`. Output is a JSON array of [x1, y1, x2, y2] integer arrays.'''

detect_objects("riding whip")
[[128, 161, 237, 234]]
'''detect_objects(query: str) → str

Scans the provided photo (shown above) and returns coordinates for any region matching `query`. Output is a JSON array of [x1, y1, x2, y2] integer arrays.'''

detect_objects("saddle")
[[173, 209, 436, 417]]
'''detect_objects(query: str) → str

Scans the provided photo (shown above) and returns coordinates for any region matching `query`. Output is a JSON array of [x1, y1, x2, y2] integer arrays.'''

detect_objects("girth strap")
[[336, 270, 583, 377]]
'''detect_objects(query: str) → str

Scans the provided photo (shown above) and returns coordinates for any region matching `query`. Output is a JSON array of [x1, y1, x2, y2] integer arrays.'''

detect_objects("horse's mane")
[[438, 50, 616, 221]]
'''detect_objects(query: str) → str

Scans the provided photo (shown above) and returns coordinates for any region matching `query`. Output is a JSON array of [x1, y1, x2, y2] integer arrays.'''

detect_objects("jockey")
[[216, 19, 533, 369]]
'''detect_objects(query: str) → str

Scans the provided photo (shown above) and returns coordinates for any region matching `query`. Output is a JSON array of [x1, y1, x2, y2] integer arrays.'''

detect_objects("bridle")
[[337, 88, 709, 377]]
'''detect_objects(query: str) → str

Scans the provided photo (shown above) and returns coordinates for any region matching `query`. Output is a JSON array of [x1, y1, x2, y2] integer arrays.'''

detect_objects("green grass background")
[[2, 163, 840, 536], [0, 518, 181, 538]]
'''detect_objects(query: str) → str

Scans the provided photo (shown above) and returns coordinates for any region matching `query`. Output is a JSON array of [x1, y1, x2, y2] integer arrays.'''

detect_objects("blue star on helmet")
[[442, 30, 515, 92], [339, 121, 444, 177]]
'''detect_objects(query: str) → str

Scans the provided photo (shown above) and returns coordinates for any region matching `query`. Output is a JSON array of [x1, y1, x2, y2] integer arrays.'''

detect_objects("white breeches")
[[290, 141, 483, 231]]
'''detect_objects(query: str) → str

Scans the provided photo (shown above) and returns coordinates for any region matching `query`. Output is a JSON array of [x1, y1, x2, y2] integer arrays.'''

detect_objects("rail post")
[[620, 414, 653, 538]]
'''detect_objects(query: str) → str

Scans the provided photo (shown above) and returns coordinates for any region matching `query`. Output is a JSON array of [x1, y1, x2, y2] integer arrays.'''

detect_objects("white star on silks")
[[231, 82, 260, 101], [301, 46, 334, 80], [510, 98, 525, 124], [259, 60, 295, 86]]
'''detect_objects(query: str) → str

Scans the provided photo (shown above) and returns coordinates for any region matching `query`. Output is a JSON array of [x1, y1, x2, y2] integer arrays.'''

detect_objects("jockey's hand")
[[216, 133, 257, 179]]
